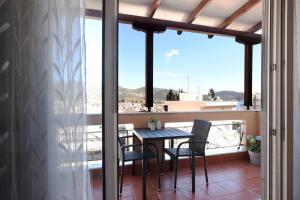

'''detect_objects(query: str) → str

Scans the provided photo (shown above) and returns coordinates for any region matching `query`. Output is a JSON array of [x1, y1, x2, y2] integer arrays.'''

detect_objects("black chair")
[[164, 120, 211, 192], [118, 133, 161, 195]]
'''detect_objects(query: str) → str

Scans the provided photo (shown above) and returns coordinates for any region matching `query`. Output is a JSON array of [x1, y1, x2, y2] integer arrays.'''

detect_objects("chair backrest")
[[117, 135, 126, 160], [189, 119, 211, 153]]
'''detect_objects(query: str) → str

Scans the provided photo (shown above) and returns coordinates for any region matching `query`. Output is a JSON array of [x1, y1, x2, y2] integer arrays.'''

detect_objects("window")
[[153, 30, 261, 112], [118, 24, 146, 112]]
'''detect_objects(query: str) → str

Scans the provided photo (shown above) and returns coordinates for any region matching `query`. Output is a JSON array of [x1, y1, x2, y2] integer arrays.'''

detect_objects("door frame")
[[100, 0, 296, 199], [262, 0, 294, 199], [102, 0, 119, 199]]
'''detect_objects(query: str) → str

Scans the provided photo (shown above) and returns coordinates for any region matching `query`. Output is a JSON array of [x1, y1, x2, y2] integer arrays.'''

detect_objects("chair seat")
[[164, 148, 204, 157], [123, 150, 156, 162]]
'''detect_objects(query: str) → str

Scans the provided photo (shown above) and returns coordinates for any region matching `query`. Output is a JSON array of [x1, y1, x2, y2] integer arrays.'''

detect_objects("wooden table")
[[133, 127, 193, 200]]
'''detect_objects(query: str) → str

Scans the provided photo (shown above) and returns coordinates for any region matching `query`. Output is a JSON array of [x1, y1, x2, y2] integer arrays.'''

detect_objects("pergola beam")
[[187, 0, 212, 24], [246, 22, 262, 33], [147, 0, 161, 18], [85, 9, 261, 41], [120, 13, 261, 41], [217, 0, 261, 29]]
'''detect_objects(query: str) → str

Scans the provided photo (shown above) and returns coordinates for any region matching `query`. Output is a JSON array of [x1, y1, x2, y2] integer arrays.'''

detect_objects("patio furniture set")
[[118, 119, 212, 200]]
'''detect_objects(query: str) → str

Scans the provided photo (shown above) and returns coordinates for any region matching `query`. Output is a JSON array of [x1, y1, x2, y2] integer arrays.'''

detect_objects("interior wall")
[[294, 1, 300, 199]]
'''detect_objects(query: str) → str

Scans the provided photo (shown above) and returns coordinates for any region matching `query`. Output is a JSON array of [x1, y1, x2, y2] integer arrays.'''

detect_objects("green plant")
[[232, 121, 241, 131], [148, 116, 157, 123], [208, 88, 216, 101], [166, 89, 179, 101], [247, 135, 261, 153]]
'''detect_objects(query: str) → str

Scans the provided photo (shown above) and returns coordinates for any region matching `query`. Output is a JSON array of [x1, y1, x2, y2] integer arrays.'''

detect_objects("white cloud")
[[165, 49, 179, 62]]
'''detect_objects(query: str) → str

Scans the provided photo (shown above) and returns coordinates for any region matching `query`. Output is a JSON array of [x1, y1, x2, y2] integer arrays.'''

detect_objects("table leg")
[[142, 155, 146, 200], [132, 135, 138, 176], [147, 140, 164, 175]]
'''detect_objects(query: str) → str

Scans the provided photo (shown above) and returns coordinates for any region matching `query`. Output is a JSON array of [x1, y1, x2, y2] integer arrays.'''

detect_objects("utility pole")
[[197, 86, 200, 101]]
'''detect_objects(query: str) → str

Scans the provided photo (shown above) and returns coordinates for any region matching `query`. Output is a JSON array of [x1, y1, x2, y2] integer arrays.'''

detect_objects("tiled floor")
[[91, 160, 261, 200]]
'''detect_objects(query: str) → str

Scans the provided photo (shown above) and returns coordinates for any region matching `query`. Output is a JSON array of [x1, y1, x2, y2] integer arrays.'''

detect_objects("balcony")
[[87, 110, 262, 200]]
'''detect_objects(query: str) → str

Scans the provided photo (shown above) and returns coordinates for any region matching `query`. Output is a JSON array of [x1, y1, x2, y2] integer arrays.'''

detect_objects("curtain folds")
[[0, 0, 91, 199]]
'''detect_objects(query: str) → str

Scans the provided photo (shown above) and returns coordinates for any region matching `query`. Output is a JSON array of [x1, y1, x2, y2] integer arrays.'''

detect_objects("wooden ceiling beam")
[[187, 0, 212, 24], [217, 0, 261, 29], [246, 22, 262, 33], [147, 0, 162, 18], [85, 9, 261, 41]]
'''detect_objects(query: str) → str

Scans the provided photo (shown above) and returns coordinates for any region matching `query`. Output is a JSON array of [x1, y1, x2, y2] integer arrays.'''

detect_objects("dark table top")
[[133, 127, 193, 141]]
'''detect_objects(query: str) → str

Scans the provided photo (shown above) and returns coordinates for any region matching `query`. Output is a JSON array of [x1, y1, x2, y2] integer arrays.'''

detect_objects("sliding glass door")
[[86, 0, 119, 199]]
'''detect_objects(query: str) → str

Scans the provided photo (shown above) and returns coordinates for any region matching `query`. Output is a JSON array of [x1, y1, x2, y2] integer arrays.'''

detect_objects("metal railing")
[[167, 122, 245, 149], [86, 121, 245, 161]]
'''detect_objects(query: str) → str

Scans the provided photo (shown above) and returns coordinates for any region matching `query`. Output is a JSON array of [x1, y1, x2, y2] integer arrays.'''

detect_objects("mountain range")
[[119, 86, 244, 102]]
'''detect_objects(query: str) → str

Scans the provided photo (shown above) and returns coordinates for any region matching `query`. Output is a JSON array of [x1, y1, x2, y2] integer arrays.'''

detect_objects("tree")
[[208, 88, 216, 101], [166, 89, 179, 101]]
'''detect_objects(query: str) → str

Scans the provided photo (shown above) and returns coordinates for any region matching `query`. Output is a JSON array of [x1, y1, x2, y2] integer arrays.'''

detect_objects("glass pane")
[[253, 44, 262, 110], [118, 23, 146, 113], [85, 1, 103, 199], [153, 31, 249, 112]]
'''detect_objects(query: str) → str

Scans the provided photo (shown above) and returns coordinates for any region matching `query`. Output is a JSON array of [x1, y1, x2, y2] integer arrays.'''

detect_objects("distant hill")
[[202, 90, 244, 101], [119, 86, 173, 101], [119, 87, 243, 102]]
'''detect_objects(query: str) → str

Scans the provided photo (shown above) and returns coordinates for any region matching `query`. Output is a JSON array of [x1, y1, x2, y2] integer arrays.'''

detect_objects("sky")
[[86, 18, 261, 95]]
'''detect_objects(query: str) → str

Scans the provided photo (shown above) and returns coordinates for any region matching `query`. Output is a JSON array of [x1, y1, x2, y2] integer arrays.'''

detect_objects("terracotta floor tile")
[[134, 193, 161, 200], [159, 190, 187, 200], [120, 196, 135, 200], [120, 186, 134, 198], [91, 160, 262, 200], [217, 180, 248, 194], [210, 190, 258, 200], [209, 172, 233, 183], [179, 187, 210, 200], [249, 188, 262, 198], [199, 183, 230, 198], [240, 177, 261, 190]]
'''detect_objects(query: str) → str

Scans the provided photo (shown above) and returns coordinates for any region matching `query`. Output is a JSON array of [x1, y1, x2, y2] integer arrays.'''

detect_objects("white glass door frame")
[[102, 0, 119, 199], [101, 0, 297, 199], [263, 0, 294, 199]]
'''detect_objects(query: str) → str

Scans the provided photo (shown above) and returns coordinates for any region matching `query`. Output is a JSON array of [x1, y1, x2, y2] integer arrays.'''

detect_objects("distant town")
[[86, 84, 261, 114]]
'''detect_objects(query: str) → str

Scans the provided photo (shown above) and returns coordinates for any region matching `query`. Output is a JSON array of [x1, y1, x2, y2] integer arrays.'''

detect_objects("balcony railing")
[[86, 110, 260, 161]]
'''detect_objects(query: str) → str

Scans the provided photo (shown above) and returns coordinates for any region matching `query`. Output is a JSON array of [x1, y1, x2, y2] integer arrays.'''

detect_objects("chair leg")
[[156, 156, 161, 191], [161, 142, 164, 173], [191, 154, 195, 192], [132, 161, 136, 176], [189, 155, 192, 173], [120, 161, 125, 194], [203, 156, 208, 184], [173, 157, 179, 192], [147, 159, 150, 173]]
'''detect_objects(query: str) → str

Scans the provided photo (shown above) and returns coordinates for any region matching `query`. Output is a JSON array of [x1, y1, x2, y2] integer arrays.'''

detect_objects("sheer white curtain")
[[0, 0, 91, 200]]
